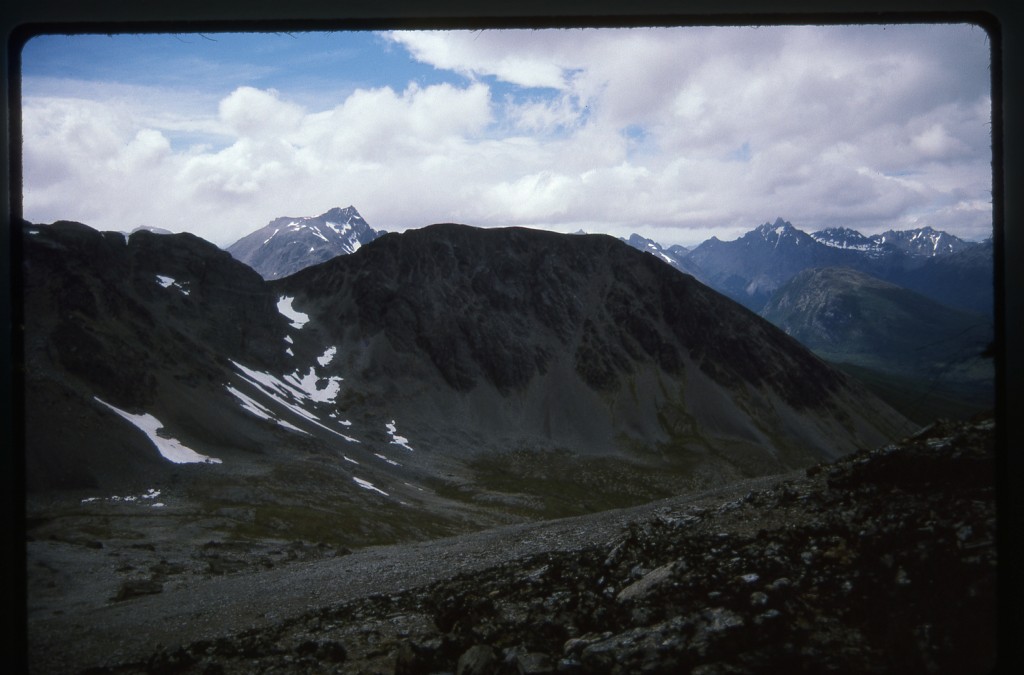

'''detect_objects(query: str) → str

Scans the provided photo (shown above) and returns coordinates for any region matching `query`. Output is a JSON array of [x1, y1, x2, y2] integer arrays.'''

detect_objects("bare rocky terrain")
[[27, 418, 998, 674]]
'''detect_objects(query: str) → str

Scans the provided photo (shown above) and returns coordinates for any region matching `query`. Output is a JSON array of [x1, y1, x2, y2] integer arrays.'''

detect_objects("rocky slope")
[[26, 417, 998, 674], [275, 223, 909, 470], [22, 218, 909, 558]]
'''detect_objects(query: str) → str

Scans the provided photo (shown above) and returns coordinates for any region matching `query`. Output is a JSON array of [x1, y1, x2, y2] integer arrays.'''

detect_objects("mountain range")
[[226, 211, 991, 320], [223, 209, 993, 423], [23, 218, 908, 549], [675, 218, 992, 315]]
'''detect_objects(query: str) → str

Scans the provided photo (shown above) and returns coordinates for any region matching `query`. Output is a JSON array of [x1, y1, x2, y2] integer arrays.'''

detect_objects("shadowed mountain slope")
[[276, 224, 909, 469], [23, 220, 909, 548]]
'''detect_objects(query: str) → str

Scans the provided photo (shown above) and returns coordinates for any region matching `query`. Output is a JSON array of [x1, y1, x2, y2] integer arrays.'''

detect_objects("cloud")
[[20, 24, 993, 246], [219, 86, 304, 138]]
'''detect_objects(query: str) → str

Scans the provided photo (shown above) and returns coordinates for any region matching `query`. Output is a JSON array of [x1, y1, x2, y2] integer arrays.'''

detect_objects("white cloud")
[[388, 30, 571, 89], [219, 86, 304, 139], [21, 24, 993, 246]]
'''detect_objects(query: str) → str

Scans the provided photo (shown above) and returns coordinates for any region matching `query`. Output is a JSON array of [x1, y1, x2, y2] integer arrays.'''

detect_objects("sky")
[[19, 24, 993, 248]]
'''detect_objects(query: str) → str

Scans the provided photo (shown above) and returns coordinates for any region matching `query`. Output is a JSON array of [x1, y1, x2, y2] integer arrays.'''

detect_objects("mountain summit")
[[226, 206, 383, 279]]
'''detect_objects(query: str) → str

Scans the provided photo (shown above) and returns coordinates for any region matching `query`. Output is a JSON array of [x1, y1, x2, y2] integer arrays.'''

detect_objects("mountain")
[[129, 225, 175, 237], [887, 238, 995, 316], [275, 224, 908, 470], [867, 225, 977, 257], [811, 225, 976, 258], [761, 267, 990, 369], [678, 219, 992, 315], [226, 206, 383, 279], [760, 267, 993, 421], [682, 218, 850, 312], [23, 219, 909, 549], [622, 234, 701, 277], [807, 226, 875, 251]]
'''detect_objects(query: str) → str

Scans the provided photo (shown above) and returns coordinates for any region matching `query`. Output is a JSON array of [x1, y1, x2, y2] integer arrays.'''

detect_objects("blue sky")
[[20, 25, 992, 247]]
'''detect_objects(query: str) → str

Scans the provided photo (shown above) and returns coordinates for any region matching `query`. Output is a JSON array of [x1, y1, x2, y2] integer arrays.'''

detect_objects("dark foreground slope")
[[27, 418, 997, 674]]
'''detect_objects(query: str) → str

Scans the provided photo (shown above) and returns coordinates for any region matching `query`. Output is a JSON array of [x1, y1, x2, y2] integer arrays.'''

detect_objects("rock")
[[512, 651, 554, 674], [616, 562, 676, 603], [457, 644, 497, 675], [295, 639, 346, 663], [113, 579, 163, 601]]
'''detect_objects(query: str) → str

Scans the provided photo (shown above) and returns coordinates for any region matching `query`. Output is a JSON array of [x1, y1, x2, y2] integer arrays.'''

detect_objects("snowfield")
[[94, 398, 222, 464], [276, 296, 309, 329]]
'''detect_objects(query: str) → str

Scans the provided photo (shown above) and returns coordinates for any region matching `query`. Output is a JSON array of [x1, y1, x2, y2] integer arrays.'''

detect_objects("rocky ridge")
[[42, 417, 996, 674]]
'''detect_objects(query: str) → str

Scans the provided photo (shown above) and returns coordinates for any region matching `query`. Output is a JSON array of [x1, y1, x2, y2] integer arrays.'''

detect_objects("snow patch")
[[284, 367, 342, 403], [375, 453, 401, 467], [317, 346, 337, 367], [80, 489, 163, 506], [95, 398, 222, 464], [226, 385, 309, 434], [386, 420, 415, 451], [155, 275, 190, 296], [328, 221, 352, 236], [277, 296, 309, 329], [353, 477, 389, 496], [231, 361, 360, 443]]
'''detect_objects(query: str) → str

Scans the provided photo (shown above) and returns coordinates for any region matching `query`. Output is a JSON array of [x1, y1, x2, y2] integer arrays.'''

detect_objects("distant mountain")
[[621, 234, 701, 276], [226, 206, 383, 279], [761, 266, 993, 422], [675, 219, 991, 315], [682, 218, 850, 311], [807, 227, 874, 251], [23, 219, 908, 547], [811, 225, 976, 258], [130, 225, 175, 236], [761, 267, 991, 376], [888, 238, 995, 316]]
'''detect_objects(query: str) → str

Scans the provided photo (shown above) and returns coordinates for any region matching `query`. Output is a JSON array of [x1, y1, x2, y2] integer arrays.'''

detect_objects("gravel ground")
[[27, 472, 796, 674]]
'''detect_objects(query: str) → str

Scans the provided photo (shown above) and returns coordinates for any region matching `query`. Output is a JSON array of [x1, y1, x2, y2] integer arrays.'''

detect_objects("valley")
[[19, 212, 998, 673], [27, 419, 996, 673]]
